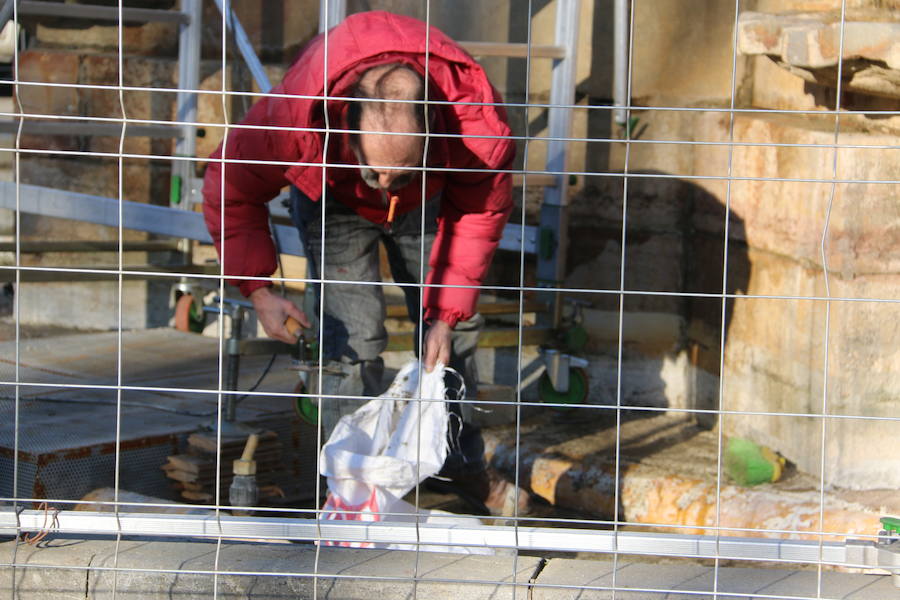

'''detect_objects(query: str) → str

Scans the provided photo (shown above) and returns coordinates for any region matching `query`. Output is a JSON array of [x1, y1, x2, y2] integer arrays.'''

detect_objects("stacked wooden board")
[[161, 430, 284, 504]]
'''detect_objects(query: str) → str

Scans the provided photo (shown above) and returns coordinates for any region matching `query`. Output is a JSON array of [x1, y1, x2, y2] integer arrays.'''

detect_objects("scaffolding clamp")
[[846, 517, 900, 588]]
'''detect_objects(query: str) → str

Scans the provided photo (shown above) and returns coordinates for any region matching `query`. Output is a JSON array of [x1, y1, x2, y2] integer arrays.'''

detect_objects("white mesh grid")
[[0, 0, 898, 599]]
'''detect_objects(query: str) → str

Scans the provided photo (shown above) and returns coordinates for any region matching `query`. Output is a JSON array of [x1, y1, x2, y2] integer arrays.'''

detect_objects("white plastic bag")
[[319, 360, 493, 554]]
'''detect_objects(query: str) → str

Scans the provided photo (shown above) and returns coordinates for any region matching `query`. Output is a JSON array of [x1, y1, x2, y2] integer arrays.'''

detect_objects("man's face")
[[353, 121, 423, 192]]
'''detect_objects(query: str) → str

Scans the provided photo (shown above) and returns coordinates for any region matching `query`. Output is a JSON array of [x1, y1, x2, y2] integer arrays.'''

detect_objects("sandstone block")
[[727, 114, 900, 280], [16, 50, 79, 116], [739, 11, 900, 70], [35, 20, 177, 56], [722, 249, 900, 487]]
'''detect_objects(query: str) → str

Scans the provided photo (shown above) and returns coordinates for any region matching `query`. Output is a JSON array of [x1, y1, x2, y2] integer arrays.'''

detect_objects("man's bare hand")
[[249, 286, 310, 343], [423, 319, 452, 372]]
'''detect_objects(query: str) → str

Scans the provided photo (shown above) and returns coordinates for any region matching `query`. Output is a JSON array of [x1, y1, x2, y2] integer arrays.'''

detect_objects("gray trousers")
[[289, 189, 483, 454]]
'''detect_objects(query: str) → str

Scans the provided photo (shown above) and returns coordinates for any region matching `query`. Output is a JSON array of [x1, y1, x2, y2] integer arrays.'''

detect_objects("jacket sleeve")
[[202, 94, 305, 297], [423, 142, 515, 327]]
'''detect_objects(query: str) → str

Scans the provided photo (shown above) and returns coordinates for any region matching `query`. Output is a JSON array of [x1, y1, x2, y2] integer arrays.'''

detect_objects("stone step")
[[484, 413, 900, 541]]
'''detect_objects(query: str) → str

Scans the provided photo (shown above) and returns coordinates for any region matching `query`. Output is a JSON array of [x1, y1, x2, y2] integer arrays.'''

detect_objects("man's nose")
[[377, 172, 394, 189]]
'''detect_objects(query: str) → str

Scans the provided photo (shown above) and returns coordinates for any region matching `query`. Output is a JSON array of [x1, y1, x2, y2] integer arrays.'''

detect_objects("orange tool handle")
[[387, 195, 399, 225], [284, 316, 304, 338]]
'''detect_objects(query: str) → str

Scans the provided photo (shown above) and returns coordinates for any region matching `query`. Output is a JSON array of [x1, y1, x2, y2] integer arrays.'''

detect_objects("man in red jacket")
[[203, 12, 524, 514]]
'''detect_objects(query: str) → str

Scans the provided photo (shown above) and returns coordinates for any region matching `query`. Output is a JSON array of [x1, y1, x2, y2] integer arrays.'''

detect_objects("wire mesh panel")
[[1, 0, 899, 599]]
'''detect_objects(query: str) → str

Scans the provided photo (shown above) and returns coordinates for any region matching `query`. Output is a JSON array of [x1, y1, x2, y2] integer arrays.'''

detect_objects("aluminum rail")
[[0, 181, 534, 255], [0, 509, 859, 567], [0, 181, 303, 257]]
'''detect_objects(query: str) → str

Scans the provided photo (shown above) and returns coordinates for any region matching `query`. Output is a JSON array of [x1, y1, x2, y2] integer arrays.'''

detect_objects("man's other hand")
[[423, 319, 452, 372], [249, 286, 310, 343]]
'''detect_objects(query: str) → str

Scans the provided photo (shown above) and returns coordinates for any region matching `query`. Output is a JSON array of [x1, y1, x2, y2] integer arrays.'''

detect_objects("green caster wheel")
[[538, 367, 588, 410]]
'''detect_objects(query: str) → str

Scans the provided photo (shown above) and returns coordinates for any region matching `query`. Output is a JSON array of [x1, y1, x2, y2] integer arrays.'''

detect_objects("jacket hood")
[[279, 11, 512, 199]]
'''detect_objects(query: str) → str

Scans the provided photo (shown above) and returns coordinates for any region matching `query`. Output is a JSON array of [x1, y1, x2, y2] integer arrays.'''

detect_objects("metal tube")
[[318, 0, 347, 34], [175, 0, 202, 188], [212, 0, 272, 94], [223, 302, 245, 422], [613, 0, 629, 125], [0, 181, 306, 256], [0, 1, 13, 37]]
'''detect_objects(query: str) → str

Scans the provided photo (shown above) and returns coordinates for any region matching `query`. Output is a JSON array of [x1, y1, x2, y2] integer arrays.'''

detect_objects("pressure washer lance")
[[229, 433, 259, 516]]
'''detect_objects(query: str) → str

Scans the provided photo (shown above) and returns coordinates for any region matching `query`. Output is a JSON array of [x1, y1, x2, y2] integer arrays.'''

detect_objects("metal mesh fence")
[[1, 0, 899, 598]]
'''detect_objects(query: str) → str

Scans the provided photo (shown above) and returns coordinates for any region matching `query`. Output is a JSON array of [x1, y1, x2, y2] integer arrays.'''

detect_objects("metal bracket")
[[846, 522, 900, 588], [541, 348, 589, 393]]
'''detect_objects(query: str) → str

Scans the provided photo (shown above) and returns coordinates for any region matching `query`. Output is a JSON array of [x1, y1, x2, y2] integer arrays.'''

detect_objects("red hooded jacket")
[[202, 11, 515, 328]]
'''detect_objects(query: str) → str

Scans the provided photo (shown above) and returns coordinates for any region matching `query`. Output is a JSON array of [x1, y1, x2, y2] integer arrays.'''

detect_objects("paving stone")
[[1, 539, 539, 599], [531, 557, 897, 600], [0, 539, 108, 600]]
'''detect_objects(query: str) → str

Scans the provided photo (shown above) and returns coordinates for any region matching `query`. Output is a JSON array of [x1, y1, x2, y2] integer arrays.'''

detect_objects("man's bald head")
[[349, 64, 426, 191]]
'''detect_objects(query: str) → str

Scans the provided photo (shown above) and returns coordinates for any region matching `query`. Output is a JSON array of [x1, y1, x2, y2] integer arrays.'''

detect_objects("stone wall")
[[572, 2, 900, 490]]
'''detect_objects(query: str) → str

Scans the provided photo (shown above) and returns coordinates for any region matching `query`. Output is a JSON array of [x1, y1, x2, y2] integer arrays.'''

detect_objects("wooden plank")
[[161, 468, 199, 484], [180, 490, 213, 503], [385, 326, 553, 352], [459, 41, 566, 60], [478, 326, 554, 348], [385, 300, 547, 319], [187, 430, 279, 454], [163, 454, 207, 475]]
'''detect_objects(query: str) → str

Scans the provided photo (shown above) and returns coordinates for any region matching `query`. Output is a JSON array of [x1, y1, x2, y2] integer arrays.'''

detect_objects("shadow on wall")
[[563, 171, 750, 428]]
